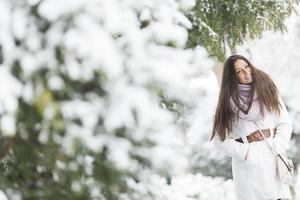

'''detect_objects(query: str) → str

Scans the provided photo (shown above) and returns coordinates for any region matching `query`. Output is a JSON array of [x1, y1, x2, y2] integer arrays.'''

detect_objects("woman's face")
[[234, 59, 253, 84]]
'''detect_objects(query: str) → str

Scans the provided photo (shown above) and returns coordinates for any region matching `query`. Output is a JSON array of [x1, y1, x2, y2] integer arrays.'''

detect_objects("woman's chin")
[[243, 79, 253, 84]]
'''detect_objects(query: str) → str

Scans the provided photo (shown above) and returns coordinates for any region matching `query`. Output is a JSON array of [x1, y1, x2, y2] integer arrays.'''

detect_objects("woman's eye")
[[237, 71, 240, 74]]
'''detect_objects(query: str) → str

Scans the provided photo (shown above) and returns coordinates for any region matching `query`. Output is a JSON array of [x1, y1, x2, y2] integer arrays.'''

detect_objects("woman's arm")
[[271, 96, 293, 154], [212, 136, 250, 161]]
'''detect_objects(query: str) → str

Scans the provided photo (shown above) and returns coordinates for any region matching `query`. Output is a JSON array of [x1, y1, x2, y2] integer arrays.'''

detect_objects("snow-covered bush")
[[0, 0, 220, 199]]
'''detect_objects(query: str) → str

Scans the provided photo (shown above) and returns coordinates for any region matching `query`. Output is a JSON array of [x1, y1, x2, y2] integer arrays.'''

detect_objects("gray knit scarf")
[[230, 83, 263, 121]]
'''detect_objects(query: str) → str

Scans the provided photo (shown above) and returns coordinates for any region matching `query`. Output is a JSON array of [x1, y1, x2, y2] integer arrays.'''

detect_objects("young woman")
[[211, 55, 293, 200]]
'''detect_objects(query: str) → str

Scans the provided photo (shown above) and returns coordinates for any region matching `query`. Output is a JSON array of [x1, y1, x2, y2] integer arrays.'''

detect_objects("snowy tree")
[[187, 0, 299, 61], [0, 0, 220, 199]]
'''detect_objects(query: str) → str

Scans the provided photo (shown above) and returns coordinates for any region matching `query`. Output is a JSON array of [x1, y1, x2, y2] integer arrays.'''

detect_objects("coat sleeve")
[[212, 135, 250, 161], [271, 96, 293, 154]]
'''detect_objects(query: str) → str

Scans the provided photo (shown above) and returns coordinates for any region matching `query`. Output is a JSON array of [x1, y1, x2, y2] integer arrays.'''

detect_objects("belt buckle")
[[249, 132, 261, 142], [247, 128, 274, 143]]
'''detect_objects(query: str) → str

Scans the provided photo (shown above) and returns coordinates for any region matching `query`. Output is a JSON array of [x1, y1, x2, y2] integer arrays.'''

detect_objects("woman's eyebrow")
[[237, 64, 248, 70]]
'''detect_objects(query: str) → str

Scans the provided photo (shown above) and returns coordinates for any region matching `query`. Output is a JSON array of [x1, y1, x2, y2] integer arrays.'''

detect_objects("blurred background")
[[0, 0, 300, 199]]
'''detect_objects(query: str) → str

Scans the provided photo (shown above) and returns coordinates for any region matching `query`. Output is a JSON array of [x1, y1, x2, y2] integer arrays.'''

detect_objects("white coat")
[[214, 96, 293, 200]]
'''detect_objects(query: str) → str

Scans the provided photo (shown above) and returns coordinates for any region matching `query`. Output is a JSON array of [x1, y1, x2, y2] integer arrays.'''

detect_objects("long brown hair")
[[210, 55, 282, 141]]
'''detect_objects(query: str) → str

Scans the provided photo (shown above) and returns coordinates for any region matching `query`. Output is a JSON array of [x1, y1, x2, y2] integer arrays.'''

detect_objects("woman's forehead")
[[234, 59, 247, 69]]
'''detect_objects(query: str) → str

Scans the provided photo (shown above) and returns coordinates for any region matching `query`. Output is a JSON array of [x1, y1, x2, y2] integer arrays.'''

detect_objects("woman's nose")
[[242, 68, 250, 75]]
